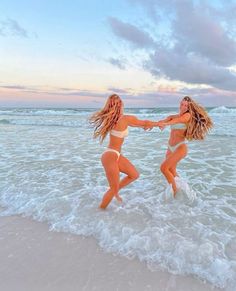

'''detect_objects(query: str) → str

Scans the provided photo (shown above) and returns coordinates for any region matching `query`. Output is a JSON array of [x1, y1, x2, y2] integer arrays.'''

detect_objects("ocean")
[[0, 106, 236, 289]]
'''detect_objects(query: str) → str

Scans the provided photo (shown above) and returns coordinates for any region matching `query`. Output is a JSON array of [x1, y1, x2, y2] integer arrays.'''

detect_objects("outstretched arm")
[[124, 115, 160, 128], [158, 114, 179, 123], [144, 114, 179, 131], [159, 113, 191, 126]]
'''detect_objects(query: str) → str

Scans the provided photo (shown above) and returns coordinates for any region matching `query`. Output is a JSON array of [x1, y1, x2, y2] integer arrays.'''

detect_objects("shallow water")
[[0, 106, 236, 289]]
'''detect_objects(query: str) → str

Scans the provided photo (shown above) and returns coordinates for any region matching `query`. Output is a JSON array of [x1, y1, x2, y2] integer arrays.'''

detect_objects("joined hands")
[[143, 121, 166, 131]]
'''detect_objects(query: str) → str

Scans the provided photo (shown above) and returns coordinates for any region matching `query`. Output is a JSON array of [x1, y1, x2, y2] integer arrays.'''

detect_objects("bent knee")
[[134, 171, 140, 180], [160, 163, 169, 173], [169, 167, 177, 174], [131, 171, 140, 180]]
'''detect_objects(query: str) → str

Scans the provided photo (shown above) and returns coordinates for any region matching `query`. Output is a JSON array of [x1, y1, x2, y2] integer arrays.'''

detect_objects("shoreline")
[[0, 215, 221, 291]]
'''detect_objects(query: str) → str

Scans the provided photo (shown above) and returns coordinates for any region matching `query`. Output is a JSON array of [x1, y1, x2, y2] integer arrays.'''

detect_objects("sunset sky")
[[0, 0, 236, 107]]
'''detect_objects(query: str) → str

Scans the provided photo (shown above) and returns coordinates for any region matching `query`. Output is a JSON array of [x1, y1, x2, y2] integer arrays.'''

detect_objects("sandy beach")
[[0, 215, 221, 291]]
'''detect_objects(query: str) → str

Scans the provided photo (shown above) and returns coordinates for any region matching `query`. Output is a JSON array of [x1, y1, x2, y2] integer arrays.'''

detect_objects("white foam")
[[0, 116, 89, 128], [163, 184, 174, 201], [175, 176, 196, 203]]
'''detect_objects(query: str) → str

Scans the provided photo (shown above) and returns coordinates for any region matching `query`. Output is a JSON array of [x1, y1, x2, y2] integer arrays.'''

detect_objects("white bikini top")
[[110, 127, 129, 138], [170, 123, 187, 130]]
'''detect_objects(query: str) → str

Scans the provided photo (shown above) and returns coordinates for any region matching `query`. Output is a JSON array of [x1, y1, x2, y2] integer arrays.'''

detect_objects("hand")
[[143, 121, 153, 131], [159, 125, 165, 131], [155, 121, 165, 131]]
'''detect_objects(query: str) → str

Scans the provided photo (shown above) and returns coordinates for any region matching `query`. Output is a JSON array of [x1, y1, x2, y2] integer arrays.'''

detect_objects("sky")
[[0, 0, 236, 108]]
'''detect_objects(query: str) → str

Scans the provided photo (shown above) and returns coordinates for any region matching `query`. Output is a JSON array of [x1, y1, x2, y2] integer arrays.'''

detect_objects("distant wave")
[[0, 118, 88, 128], [0, 106, 235, 117], [0, 107, 176, 117], [209, 106, 236, 115], [0, 119, 10, 124], [0, 108, 94, 117]]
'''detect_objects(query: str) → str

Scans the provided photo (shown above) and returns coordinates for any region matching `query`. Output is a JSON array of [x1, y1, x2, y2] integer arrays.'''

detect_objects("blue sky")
[[0, 0, 236, 107]]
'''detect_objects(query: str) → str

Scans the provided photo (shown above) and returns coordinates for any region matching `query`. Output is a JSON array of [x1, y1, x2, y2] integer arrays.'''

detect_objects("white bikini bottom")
[[168, 141, 186, 153], [103, 148, 120, 160]]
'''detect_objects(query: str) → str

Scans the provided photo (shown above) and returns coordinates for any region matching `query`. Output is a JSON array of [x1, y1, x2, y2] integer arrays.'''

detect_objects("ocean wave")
[[0, 118, 88, 128], [209, 106, 236, 115], [0, 107, 177, 117], [0, 106, 235, 118], [0, 108, 94, 117], [0, 119, 10, 124]]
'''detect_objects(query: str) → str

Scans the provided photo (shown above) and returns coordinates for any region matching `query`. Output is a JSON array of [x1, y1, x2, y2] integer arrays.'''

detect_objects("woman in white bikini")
[[158, 96, 213, 197], [90, 94, 160, 209]]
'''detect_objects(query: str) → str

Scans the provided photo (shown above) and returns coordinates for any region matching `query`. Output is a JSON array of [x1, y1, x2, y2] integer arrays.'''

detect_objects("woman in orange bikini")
[[90, 94, 160, 209], [158, 96, 213, 197]]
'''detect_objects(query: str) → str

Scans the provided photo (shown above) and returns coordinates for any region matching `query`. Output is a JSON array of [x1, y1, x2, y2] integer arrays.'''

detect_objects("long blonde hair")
[[183, 96, 213, 140], [89, 94, 123, 143]]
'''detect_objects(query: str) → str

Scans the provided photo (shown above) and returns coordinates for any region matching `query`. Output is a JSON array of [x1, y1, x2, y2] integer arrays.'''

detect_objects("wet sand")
[[0, 215, 220, 291]]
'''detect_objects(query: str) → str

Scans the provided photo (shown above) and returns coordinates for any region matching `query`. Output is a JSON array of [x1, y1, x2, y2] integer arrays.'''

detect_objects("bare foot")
[[173, 186, 182, 198], [99, 204, 106, 210], [172, 186, 178, 198]]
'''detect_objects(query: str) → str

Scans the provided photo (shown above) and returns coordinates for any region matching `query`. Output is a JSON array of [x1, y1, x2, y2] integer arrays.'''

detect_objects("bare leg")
[[170, 166, 178, 177], [101, 154, 140, 203], [160, 144, 187, 197], [165, 150, 178, 178], [116, 155, 140, 201], [99, 152, 120, 209]]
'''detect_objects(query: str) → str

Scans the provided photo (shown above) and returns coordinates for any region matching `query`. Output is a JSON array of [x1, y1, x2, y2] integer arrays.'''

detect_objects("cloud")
[[1, 83, 236, 107], [146, 49, 236, 91], [108, 17, 155, 49], [110, 0, 236, 93], [0, 84, 106, 98], [107, 87, 130, 94], [0, 18, 28, 38], [0, 85, 27, 90], [172, 1, 236, 67], [108, 57, 127, 70], [179, 86, 236, 107]]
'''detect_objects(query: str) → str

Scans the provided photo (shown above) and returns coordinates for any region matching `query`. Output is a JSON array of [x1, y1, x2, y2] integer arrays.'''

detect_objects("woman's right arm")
[[160, 113, 191, 126], [159, 114, 179, 123]]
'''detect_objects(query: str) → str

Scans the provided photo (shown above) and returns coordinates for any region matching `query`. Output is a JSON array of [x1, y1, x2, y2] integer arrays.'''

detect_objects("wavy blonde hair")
[[183, 96, 213, 140], [89, 94, 123, 143]]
